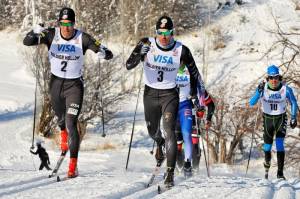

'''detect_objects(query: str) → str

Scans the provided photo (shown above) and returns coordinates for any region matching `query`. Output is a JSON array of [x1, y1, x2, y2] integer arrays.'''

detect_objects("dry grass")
[[95, 142, 117, 151]]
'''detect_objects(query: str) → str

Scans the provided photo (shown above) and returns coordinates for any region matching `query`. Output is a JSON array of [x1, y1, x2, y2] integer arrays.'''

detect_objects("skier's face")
[[268, 75, 280, 89], [156, 29, 173, 47], [59, 20, 75, 39]]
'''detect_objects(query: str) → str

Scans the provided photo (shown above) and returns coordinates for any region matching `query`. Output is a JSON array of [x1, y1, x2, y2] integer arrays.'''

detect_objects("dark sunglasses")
[[156, 29, 173, 36], [59, 21, 74, 27], [268, 75, 280, 80]]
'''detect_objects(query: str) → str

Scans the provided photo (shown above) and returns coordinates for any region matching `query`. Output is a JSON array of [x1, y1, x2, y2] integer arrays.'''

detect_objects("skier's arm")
[[249, 89, 261, 107], [286, 86, 298, 119], [125, 38, 149, 70], [181, 45, 205, 98], [204, 91, 215, 122], [82, 32, 113, 60], [23, 28, 55, 49], [30, 149, 38, 155]]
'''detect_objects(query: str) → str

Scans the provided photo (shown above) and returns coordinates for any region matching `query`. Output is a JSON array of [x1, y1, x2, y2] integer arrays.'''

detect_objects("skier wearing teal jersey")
[[249, 65, 298, 179]]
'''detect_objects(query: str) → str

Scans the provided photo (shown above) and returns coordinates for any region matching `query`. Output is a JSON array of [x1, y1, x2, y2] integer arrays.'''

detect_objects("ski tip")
[[57, 176, 61, 182]]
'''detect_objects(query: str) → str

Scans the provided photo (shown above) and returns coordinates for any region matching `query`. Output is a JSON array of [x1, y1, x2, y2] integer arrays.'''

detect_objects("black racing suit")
[[30, 145, 51, 170], [126, 37, 204, 169], [23, 28, 113, 159]]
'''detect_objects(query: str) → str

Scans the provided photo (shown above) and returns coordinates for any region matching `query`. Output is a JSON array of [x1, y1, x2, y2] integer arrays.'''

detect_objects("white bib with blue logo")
[[176, 66, 190, 102], [49, 28, 84, 79], [143, 37, 182, 89], [261, 84, 287, 115]]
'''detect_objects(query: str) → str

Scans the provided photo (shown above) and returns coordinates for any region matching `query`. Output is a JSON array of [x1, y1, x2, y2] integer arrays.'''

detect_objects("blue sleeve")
[[286, 86, 298, 119], [249, 89, 261, 107]]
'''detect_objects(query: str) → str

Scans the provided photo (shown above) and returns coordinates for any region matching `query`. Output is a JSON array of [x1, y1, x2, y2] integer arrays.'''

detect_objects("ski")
[[48, 150, 68, 178], [145, 159, 165, 188]]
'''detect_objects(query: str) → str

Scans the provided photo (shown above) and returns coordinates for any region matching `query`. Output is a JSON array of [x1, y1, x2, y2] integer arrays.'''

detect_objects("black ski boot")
[[277, 151, 286, 180], [264, 151, 271, 179], [263, 161, 270, 179], [155, 141, 165, 166], [183, 160, 192, 178], [164, 167, 175, 188]]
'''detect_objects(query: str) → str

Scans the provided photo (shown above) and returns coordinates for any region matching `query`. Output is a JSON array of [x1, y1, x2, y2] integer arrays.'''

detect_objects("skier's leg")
[[175, 119, 184, 169], [275, 114, 287, 179], [143, 86, 164, 145], [64, 79, 84, 177], [161, 93, 179, 169], [161, 89, 179, 186], [39, 163, 44, 170], [263, 115, 275, 172], [49, 76, 67, 151], [178, 101, 193, 176]]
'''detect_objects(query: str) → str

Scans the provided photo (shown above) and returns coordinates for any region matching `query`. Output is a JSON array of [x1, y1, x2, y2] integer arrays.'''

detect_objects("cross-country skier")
[[175, 64, 215, 176], [126, 15, 205, 187], [249, 65, 298, 179], [23, 7, 113, 178], [30, 141, 51, 170]]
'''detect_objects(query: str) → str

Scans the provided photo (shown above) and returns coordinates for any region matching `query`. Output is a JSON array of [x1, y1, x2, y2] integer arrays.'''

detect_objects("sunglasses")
[[156, 29, 173, 36], [59, 22, 74, 27], [268, 75, 280, 80]]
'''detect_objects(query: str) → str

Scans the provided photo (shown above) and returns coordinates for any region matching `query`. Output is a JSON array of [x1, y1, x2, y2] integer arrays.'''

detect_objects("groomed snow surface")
[[1, 0, 300, 198]]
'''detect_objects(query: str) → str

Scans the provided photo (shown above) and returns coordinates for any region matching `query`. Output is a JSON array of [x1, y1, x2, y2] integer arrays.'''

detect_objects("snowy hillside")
[[1, 0, 300, 198]]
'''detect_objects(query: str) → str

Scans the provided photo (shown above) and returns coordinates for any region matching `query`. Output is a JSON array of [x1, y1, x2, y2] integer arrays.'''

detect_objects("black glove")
[[140, 44, 150, 57], [290, 119, 297, 129], [257, 81, 265, 93]]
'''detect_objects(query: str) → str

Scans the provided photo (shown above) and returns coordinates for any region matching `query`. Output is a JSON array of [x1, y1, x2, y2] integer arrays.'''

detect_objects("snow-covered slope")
[[1, 0, 300, 198]]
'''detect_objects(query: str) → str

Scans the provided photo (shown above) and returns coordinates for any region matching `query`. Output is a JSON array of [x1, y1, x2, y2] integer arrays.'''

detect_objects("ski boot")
[[277, 170, 286, 180], [60, 129, 69, 152], [164, 167, 175, 188], [155, 142, 165, 166], [67, 158, 78, 178], [263, 161, 270, 179], [183, 160, 192, 178]]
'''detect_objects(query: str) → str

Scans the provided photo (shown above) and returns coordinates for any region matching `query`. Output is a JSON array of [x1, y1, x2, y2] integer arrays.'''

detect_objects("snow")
[[1, 0, 300, 198]]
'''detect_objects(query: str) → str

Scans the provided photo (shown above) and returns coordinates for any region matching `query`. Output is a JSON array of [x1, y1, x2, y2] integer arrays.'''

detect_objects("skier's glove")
[[33, 24, 45, 35], [257, 81, 265, 93], [97, 45, 113, 60], [140, 44, 150, 57], [290, 118, 297, 129]]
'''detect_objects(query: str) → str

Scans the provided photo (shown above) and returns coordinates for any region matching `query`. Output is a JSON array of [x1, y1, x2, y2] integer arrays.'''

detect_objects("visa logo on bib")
[[176, 75, 188, 82], [154, 55, 173, 64], [269, 93, 281, 99], [58, 44, 76, 52]]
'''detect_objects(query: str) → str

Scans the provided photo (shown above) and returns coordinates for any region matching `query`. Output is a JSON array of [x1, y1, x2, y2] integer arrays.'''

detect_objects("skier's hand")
[[97, 45, 113, 60], [257, 81, 265, 93], [140, 44, 150, 57], [195, 105, 205, 119], [33, 24, 45, 35], [290, 118, 297, 129]]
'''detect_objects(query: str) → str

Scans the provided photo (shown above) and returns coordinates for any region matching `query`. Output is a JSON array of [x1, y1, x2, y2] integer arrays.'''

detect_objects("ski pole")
[[245, 104, 260, 175], [205, 127, 210, 177], [125, 68, 143, 170], [98, 58, 106, 137], [31, 35, 41, 149], [150, 140, 155, 155]]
